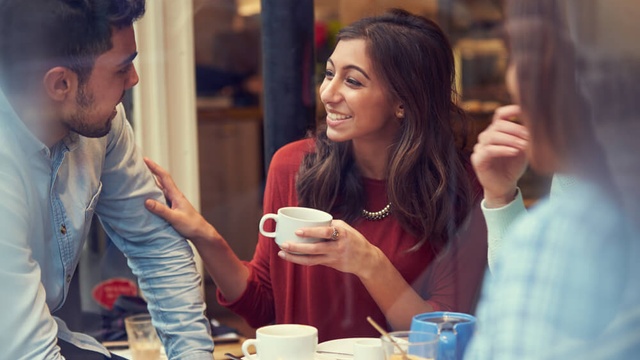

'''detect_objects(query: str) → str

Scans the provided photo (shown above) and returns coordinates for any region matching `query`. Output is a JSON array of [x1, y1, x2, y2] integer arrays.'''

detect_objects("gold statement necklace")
[[362, 203, 392, 221]]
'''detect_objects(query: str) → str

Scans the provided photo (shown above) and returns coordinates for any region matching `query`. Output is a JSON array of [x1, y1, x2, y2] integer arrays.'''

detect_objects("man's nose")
[[126, 65, 140, 89]]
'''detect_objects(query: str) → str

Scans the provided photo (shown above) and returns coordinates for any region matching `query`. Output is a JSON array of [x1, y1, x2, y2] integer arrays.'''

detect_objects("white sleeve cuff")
[[481, 188, 527, 272]]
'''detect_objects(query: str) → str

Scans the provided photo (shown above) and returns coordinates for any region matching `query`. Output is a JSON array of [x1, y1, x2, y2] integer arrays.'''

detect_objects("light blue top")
[[0, 90, 214, 359], [466, 179, 640, 359]]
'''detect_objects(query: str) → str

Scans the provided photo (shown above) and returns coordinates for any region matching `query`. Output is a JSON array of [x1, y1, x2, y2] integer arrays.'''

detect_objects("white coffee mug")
[[354, 338, 384, 360], [259, 207, 332, 248], [241, 324, 318, 360]]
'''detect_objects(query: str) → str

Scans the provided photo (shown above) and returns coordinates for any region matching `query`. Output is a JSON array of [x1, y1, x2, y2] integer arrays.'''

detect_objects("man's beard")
[[63, 85, 114, 138]]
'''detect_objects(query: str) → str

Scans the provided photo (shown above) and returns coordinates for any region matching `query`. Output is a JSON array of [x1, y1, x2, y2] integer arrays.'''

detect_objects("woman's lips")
[[327, 112, 351, 120], [326, 112, 352, 126]]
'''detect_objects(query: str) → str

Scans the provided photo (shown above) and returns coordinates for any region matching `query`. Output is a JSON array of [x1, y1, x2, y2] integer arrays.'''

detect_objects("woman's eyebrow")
[[343, 64, 370, 80], [327, 58, 371, 80]]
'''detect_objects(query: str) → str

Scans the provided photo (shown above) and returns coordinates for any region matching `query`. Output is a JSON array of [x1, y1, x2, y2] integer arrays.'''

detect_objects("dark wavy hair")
[[0, 0, 145, 91], [297, 9, 476, 250]]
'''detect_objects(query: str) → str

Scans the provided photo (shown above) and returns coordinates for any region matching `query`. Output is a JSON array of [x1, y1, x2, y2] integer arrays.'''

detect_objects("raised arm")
[[143, 158, 250, 302], [471, 105, 529, 208], [277, 201, 487, 331], [96, 111, 214, 359], [471, 105, 529, 271], [276, 220, 436, 330]]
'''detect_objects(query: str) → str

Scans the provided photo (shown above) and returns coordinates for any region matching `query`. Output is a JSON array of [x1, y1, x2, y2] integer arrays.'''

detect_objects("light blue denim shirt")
[[0, 90, 214, 359]]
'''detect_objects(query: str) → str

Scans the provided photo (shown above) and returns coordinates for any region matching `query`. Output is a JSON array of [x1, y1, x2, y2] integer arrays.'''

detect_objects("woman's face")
[[319, 39, 400, 145]]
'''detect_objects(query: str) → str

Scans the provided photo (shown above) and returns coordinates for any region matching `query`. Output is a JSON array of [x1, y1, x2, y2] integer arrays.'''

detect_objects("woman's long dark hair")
[[296, 9, 476, 250]]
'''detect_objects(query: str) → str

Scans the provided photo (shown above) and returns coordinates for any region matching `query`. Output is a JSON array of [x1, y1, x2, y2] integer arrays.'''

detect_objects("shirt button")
[[66, 274, 72, 283], [60, 224, 67, 235]]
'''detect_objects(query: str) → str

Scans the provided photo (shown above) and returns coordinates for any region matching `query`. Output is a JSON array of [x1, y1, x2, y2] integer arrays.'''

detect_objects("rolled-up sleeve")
[[95, 108, 213, 359], [481, 188, 527, 272]]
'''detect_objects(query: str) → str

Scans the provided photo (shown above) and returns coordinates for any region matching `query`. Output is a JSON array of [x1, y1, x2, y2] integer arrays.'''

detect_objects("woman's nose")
[[319, 78, 341, 105]]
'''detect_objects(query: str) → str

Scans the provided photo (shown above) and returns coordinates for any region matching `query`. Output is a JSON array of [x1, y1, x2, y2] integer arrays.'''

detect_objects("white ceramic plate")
[[111, 347, 168, 360], [240, 337, 379, 359], [241, 355, 332, 360]]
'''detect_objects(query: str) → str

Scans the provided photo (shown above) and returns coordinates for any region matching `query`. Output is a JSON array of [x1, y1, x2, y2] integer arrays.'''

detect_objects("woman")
[[145, 9, 486, 341], [466, 0, 640, 358]]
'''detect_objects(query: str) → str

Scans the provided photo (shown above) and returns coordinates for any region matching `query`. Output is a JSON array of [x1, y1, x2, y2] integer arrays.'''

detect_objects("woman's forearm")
[[358, 248, 435, 330], [191, 225, 251, 302]]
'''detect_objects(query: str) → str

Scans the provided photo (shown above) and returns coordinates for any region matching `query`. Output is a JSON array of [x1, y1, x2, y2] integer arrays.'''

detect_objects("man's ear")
[[42, 67, 76, 101]]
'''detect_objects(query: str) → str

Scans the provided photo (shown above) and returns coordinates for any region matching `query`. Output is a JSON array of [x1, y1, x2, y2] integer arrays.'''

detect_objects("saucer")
[[110, 346, 167, 359], [240, 337, 378, 359], [316, 337, 379, 357], [242, 355, 331, 360]]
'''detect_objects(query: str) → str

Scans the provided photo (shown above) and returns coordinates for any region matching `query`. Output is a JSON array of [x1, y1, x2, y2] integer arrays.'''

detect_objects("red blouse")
[[218, 139, 487, 342]]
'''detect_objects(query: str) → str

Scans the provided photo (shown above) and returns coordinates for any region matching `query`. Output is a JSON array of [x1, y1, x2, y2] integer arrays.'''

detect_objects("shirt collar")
[[0, 88, 83, 157], [0, 88, 48, 156], [62, 131, 80, 152]]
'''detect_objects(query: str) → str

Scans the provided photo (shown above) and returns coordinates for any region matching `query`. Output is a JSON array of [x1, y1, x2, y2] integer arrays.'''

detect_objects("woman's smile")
[[326, 111, 353, 127]]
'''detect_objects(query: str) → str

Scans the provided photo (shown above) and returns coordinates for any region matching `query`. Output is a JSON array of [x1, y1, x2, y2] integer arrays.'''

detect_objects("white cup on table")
[[354, 338, 385, 360], [259, 207, 332, 248], [241, 324, 318, 360]]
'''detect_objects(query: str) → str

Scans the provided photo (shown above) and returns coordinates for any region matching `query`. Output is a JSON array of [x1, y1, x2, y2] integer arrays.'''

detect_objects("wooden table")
[[213, 337, 246, 359], [104, 337, 248, 359]]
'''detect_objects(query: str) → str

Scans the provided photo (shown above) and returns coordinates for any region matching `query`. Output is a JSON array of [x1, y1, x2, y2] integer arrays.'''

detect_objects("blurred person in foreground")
[[472, 105, 577, 271], [145, 9, 487, 341], [0, 0, 214, 359], [466, 0, 640, 358]]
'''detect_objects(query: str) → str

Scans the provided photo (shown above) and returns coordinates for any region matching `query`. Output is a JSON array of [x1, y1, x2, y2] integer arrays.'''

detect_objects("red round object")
[[91, 278, 138, 310]]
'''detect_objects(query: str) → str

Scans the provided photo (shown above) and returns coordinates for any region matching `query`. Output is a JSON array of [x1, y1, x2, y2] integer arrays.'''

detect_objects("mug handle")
[[258, 213, 278, 238], [242, 338, 259, 359], [439, 328, 457, 360]]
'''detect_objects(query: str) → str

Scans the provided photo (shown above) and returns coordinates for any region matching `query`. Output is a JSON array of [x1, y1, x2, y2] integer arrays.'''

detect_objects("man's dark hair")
[[0, 0, 145, 91]]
